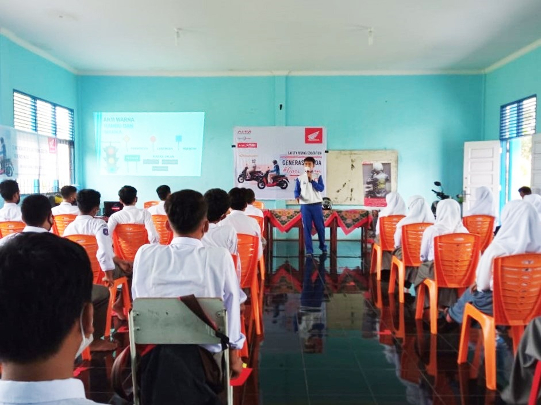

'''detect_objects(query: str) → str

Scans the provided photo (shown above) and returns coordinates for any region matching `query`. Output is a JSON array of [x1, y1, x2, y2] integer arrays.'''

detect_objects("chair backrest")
[[379, 215, 405, 251], [252, 201, 265, 210], [52, 214, 77, 236], [0, 221, 25, 238], [248, 215, 264, 233], [463, 215, 495, 252], [65, 234, 101, 284], [237, 233, 259, 289], [113, 224, 149, 261], [433, 233, 480, 288], [151, 215, 173, 245], [143, 201, 160, 209], [401, 223, 433, 267], [493, 254, 541, 326]]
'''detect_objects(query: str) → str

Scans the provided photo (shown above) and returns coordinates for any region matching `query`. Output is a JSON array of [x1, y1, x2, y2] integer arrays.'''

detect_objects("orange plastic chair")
[[248, 215, 264, 234], [232, 253, 250, 359], [389, 222, 432, 303], [237, 234, 263, 336], [151, 215, 173, 245], [463, 215, 495, 253], [113, 224, 149, 261], [143, 201, 159, 209], [252, 201, 265, 210], [415, 233, 480, 334], [0, 221, 25, 238], [52, 214, 77, 236], [370, 215, 405, 280], [457, 254, 541, 390], [65, 234, 102, 284]]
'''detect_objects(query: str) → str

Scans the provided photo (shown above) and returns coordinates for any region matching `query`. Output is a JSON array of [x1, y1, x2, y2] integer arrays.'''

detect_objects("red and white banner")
[[233, 127, 327, 200]]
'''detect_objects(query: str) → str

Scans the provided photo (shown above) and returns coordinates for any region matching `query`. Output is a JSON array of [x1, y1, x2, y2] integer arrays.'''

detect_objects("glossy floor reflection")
[[79, 243, 515, 404]]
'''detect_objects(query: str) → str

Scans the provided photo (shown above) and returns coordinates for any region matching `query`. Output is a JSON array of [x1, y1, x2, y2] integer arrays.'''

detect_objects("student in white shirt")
[[108, 185, 159, 244], [147, 185, 170, 216], [221, 188, 263, 258], [0, 232, 105, 405], [0, 180, 22, 222], [244, 188, 264, 218], [132, 190, 244, 397], [51, 185, 80, 216], [202, 188, 238, 255], [64, 189, 132, 320]]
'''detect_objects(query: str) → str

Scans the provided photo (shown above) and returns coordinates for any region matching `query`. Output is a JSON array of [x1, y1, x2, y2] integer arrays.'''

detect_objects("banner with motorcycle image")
[[233, 127, 327, 200]]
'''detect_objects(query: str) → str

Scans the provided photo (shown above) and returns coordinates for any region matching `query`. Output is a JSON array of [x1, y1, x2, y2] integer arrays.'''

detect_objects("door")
[[463, 141, 501, 213], [531, 134, 541, 194]]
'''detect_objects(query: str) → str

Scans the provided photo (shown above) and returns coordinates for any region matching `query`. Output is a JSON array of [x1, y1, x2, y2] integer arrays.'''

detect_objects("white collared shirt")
[[147, 201, 166, 216], [64, 215, 115, 272], [0, 225, 49, 247], [221, 210, 263, 258], [0, 203, 22, 222], [245, 204, 264, 218], [202, 223, 238, 255], [51, 202, 80, 216], [0, 378, 104, 404], [108, 206, 160, 244], [132, 237, 245, 352]]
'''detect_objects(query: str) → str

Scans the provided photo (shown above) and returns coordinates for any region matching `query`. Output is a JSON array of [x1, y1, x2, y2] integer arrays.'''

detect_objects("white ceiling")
[[1, 0, 541, 74]]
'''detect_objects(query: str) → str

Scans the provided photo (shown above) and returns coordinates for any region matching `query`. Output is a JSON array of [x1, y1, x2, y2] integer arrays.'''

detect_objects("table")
[[264, 209, 370, 270]]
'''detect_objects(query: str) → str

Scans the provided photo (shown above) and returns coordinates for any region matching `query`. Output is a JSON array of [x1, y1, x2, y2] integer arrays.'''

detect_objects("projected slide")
[[95, 112, 205, 176]]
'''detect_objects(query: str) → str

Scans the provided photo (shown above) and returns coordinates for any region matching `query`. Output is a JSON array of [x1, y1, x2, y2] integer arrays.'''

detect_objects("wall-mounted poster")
[[362, 161, 392, 207]]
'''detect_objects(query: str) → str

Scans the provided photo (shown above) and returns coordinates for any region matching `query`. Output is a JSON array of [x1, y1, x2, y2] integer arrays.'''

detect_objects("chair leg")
[[482, 319, 497, 391], [397, 262, 406, 304], [370, 245, 378, 275], [251, 279, 262, 336], [415, 284, 426, 320], [427, 283, 438, 335], [376, 247, 383, 281], [458, 310, 473, 364], [388, 258, 398, 294]]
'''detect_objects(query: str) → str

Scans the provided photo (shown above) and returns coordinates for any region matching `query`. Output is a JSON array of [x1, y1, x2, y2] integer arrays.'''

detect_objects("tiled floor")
[[79, 240, 515, 404]]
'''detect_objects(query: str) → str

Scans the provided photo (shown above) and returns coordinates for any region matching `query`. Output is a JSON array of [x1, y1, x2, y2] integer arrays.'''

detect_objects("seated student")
[[244, 188, 264, 218], [463, 186, 496, 218], [392, 195, 434, 291], [147, 185, 171, 216], [441, 200, 541, 332], [413, 199, 469, 308], [108, 185, 159, 244], [374, 192, 406, 270], [524, 193, 541, 222], [0, 232, 104, 404], [0, 180, 22, 222], [221, 187, 263, 259], [132, 190, 244, 402], [202, 188, 238, 255], [64, 189, 132, 319], [519, 186, 532, 199], [51, 185, 80, 216]]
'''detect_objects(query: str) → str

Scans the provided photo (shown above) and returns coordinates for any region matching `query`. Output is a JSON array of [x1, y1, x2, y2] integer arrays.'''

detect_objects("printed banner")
[[362, 161, 392, 207], [233, 127, 327, 200]]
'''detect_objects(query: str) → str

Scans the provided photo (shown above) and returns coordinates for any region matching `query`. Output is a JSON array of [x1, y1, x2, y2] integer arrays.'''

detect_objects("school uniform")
[[524, 194, 541, 222], [108, 205, 160, 244], [374, 192, 406, 270], [147, 201, 166, 216], [51, 202, 80, 216], [0, 203, 22, 222], [294, 172, 327, 255], [245, 204, 264, 218], [221, 210, 263, 258], [0, 379, 105, 405]]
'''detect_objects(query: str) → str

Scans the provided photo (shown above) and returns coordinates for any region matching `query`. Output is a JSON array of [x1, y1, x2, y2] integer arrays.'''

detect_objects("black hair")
[[0, 180, 19, 201], [0, 233, 92, 363], [272, 160, 278, 164], [22, 194, 51, 227], [229, 187, 247, 211], [118, 185, 137, 205], [60, 185, 77, 199], [204, 189, 231, 222], [165, 190, 207, 234], [304, 157, 316, 165], [156, 185, 171, 201], [519, 186, 532, 195], [77, 189, 101, 215], [244, 188, 256, 204]]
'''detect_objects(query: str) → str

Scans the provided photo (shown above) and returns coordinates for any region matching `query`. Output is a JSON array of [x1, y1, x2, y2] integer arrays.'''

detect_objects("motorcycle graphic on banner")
[[233, 127, 327, 200]]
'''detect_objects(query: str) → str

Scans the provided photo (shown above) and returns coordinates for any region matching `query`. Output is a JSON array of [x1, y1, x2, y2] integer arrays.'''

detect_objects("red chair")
[[0, 221, 25, 238], [143, 201, 159, 209], [415, 233, 480, 334], [370, 215, 405, 280], [237, 234, 263, 336], [458, 254, 541, 390], [52, 214, 77, 236], [113, 224, 149, 262], [463, 215, 495, 253], [151, 215, 173, 245], [389, 222, 432, 303]]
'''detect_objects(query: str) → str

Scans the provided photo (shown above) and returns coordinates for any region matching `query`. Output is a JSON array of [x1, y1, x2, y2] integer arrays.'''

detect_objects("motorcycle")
[[257, 170, 289, 190], [431, 181, 463, 216], [0, 159, 14, 178], [238, 166, 264, 183]]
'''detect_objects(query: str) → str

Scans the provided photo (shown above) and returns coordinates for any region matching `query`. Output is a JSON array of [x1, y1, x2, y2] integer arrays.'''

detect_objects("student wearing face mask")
[[0, 232, 104, 404], [294, 157, 327, 255]]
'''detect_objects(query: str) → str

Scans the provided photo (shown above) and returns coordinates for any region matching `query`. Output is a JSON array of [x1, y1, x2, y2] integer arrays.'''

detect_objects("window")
[[13, 91, 75, 194], [499, 95, 537, 205]]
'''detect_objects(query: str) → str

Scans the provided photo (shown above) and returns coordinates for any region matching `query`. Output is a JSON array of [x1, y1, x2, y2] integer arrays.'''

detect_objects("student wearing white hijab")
[[413, 199, 469, 307], [523, 193, 541, 222], [374, 192, 406, 271], [443, 200, 541, 327], [464, 186, 496, 217]]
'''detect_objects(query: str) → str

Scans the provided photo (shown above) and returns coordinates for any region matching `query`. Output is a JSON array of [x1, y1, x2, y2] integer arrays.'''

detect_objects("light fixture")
[[367, 28, 374, 46], [174, 28, 182, 46]]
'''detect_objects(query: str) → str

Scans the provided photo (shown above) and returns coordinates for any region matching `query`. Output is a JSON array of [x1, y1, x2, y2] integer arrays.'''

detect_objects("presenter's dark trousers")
[[300, 203, 327, 254]]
